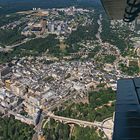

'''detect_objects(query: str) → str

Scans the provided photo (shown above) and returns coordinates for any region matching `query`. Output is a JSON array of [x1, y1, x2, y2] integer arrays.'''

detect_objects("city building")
[[0, 65, 12, 82], [10, 82, 27, 96], [48, 22, 55, 33]]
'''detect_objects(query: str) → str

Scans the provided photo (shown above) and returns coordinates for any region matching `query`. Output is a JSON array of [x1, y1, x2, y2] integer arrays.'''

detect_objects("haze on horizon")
[[0, 0, 101, 15]]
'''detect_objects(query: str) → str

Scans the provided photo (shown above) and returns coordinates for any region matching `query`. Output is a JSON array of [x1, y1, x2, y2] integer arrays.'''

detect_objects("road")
[[96, 14, 102, 43], [32, 115, 44, 140], [101, 117, 114, 140]]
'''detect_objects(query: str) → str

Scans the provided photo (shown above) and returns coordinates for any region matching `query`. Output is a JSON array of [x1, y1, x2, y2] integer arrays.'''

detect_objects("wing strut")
[[124, 0, 140, 22]]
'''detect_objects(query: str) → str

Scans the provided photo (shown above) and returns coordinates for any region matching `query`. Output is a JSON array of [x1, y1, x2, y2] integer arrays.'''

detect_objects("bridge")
[[47, 112, 112, 130]]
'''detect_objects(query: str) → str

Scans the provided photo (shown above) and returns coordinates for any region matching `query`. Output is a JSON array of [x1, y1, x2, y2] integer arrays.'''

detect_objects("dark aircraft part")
[[101, 0, 140, 22], [124, 0, 140, 22], [113, 78, 140, 140], [101, 0, 128, 20]]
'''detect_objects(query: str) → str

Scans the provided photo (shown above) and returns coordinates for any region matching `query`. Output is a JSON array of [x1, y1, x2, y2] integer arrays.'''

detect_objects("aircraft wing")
[[101, 0, 140, 22], [113, 78, 140, 140]]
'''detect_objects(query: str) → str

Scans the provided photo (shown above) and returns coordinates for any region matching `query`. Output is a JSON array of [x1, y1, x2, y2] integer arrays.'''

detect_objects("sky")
[[0, 0, 101, 4]]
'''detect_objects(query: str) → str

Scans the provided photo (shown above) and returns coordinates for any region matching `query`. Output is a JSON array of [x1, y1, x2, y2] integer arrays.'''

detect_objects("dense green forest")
[[119, 63, 140, 76], [18, 34, 60, 55], [0, 34, 60, 64], [103, 55, 116, 64], [0, 14, 26, 46], [0, 14, 22, 27], [55, 88, 116, 122], [101, 19, 126, 53], [100, 14, 134, 54], [71, 125, 106, 140], [0, 28, 25, 46], [44, 118, 71, 140], [0, 116, 34, 140], [66, 24, 98, 46]]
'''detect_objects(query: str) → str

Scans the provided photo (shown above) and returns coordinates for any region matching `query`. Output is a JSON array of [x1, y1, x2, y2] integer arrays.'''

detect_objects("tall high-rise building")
[[48, 22, 55, 33], [57, 25, 61, 34]]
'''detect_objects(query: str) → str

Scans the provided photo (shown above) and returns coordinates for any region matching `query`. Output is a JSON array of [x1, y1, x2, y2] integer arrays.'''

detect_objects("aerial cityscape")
[[0, 0, 140, 140]]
